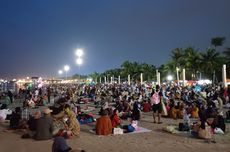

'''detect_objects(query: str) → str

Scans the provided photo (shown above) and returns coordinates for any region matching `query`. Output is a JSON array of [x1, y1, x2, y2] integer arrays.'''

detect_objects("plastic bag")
[[214, 127, 224, 134]]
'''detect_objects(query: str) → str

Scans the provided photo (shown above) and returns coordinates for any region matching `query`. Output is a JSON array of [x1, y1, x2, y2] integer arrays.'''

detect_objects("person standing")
[[150, 85, 163, 124], [47, 87, 51, 103], [8, 90, 13, 104]]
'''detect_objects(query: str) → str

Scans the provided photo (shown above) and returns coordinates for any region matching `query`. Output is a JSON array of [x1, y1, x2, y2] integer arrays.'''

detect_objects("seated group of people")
[[169, 102, 200, 119], [7, 101, 81, 141], [26, 94, 49, 108], [95, 106, 140, 135], [9, 106, 54, 140]]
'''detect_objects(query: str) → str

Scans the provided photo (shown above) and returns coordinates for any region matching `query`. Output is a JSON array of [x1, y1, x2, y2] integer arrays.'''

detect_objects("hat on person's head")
[[43, 108, 53, 114]]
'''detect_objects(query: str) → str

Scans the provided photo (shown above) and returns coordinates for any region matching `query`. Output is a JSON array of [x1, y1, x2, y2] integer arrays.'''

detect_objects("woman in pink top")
[[151, 85, 163, 124]]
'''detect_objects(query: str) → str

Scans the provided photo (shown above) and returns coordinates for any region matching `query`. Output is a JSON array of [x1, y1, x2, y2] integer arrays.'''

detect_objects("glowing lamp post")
[[76, 58, 83, 82], [58, 70, 63, 75], [76, 49, 84, 58], [76, 58, 83, 65], [64, 65, 70, 81], [75, 49, 84, 82]]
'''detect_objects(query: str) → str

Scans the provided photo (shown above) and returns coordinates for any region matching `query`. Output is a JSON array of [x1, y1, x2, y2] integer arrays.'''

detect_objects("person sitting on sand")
[[53, 104, 80, 137], [52, 136, 72, 152], [212, 111, 226, 132], [34, 108, 54, 140], [142, 100, 151, 112], [63, 104, 80, 136], [52, 135, 85, 152], [191, 104, 199, 118], [198, 122, 213, 141], [177, 102, 185, 119], [110, 108, 121, 128], [131, 101, 141, 121], [96, 109, 112, 135], [9, 107, 21, 129], [21, 110, 41, 138]]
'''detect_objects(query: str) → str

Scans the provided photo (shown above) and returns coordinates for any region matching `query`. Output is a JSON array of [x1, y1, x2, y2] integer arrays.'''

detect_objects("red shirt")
[[111, 114, 121, 128]]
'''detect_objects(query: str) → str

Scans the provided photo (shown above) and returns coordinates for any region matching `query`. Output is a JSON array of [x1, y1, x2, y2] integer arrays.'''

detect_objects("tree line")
[[82, 37, 230, 84]]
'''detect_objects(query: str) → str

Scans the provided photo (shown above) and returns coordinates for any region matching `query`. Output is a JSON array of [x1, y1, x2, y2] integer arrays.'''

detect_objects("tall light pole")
[[64, 65, 70, 81], [75, 49, 84, 83], [76, 58, 83, 82]]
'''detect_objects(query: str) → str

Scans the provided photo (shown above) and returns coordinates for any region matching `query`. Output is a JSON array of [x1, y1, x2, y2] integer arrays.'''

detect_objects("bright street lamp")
[[64, 65, 70, 72], [76, 58, 83, 65], [167, 75, 173, 81], [58, 70, 63, 75], [76, 49, 84, 57]]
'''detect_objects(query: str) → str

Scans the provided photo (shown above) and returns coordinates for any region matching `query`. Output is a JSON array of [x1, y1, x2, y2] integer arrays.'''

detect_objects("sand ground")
[[0, 102, 230, 152]]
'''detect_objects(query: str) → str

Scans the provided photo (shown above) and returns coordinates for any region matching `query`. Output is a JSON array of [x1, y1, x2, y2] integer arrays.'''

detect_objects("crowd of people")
[[0, 81, 230, 149]]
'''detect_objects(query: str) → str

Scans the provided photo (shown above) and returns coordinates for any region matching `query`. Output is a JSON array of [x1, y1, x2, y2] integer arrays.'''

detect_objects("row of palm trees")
[[87, 37, 230, 83], [89, 61, 156, 83]]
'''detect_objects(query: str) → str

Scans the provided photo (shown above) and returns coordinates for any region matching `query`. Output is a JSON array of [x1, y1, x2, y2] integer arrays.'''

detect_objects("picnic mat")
[[89, 127, 151, 135]]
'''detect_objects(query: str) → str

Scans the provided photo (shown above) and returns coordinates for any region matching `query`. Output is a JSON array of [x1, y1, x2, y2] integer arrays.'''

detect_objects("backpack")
[[127, 124, 135, 132], [151, 92, 159, 105]]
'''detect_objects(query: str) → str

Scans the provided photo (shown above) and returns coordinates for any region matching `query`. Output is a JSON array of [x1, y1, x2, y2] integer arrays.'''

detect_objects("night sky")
[[0, 0, 230, 79]]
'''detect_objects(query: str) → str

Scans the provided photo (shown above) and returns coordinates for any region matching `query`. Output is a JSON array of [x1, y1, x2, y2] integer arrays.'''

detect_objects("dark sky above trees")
[[0, 0, 230, 79]]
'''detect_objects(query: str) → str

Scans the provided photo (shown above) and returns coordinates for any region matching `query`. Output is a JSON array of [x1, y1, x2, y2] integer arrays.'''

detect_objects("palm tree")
[[89, 71, 100, 82], [200, 48, 222, 81], [158, 61, 175, 81], [140, 63, 156, 81], [121, 61, 144, 81], [183, 47, 202, 80], [211, 37, 225, 48], [121, 60, 132, 77], [171, 48, 184, 68]]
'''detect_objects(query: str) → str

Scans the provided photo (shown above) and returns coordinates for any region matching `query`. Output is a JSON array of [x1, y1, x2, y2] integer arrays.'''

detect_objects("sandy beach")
[[1, 107, 229, 152]]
